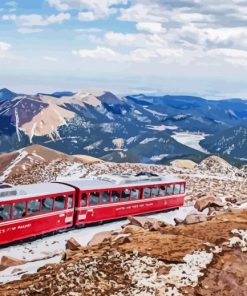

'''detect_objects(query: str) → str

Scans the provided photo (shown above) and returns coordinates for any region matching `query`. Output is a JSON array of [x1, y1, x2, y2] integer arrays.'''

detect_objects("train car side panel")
[[74, 182, 185, 226], [0, 191, 75, 245]]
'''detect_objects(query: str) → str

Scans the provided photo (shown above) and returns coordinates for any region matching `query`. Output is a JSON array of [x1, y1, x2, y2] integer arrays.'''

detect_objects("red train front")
[[0, 173, 186, 245]]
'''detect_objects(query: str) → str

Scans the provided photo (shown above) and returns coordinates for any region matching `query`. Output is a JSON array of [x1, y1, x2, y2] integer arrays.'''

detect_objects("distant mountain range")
[[0, 88, 246, 165], [200, 126, 247, 160]]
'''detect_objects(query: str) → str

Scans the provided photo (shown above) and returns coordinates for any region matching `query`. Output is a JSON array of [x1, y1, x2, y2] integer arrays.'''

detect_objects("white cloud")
[[2, 13, 71, 27], [136, 22, 165, 34], [73, 46, 125, 62], [104, 31, 169, 49], [73, 44, 184, 64], [5, 1, 17, 7], [75, 28, 102, 33], [130, 47, 183, 63], [48, 0, 128, 20], [78, 11, 97, 21], [17, 27, 43, 34], [208, 48, 247, 67], [115, 0, 247, 68], [43, 56, 58, 62], [0, 42, 11, 58], [119, 3, 164, 22], [2, 14, 16, 21], [105, 32, 140, 45], [119, 0, 247, 27]]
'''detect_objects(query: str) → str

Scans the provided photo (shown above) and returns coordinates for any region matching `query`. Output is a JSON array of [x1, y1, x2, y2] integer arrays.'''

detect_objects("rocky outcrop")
[[87, 231, 113, 246], [127, 216, 169, 231], [194, 250, 247, 296], [194, 195, 225, 211], [122, 225, 146, 235], [184, 212, 207, 224], [65, 238, 82, 251], [197, 155, 237, 175], [0, 256, 26, 271]]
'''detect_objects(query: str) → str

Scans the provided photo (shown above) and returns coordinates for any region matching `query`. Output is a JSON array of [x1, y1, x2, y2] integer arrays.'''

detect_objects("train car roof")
[[63, 174, 184, 191], [0, 182, 74, 202]]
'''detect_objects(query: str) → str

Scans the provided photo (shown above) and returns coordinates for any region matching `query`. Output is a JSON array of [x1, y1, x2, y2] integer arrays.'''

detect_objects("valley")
[[0, 88, 247, 165]]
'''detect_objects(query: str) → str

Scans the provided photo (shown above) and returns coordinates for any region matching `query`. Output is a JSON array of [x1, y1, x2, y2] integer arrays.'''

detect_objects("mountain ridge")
[[0, 89, 246, 164]]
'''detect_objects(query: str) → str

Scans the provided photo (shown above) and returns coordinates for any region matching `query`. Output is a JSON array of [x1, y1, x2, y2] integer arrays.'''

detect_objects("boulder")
[[0, 256, 26, 271], [194, 196, 225, 211], [184, 213, 207, 224], [149, 220, 162, 231], [122, 225, 146, 235], [62, 249, 85, 261], [65, 238, 82, 251], [127, 216, 168, 231], [111, 234, 131, 245], [174, 217, 184, 225], [87, 231, 112, 246]]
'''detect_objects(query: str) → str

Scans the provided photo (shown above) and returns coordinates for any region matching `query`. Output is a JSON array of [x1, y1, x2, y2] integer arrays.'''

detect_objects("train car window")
[[131, 189, 139, 200], [151, 187, 159, 197], [81, 193, 87, 207], [12, 202, 26, 219], [180, 184, 185, 194], [89, 192, 100, 205], [68, 195, 73, 209], [27, 199, 40, 216], [159, 186, 166, 196], [54, 196, 66, 210], [0, 204, 11, 221], [41, 197, 53, 212], [102, 191, 110, 203], [112, 191, 121, 202], [166, 185, 174, 195], [143, 188, 151, 198], [174, 184, 181, 194], [122, 189, 130, 201]]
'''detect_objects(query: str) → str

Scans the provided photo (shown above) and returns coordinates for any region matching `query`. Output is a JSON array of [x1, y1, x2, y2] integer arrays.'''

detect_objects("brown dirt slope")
[[1, 145, 101, 184], [1, 209, 247, 296]]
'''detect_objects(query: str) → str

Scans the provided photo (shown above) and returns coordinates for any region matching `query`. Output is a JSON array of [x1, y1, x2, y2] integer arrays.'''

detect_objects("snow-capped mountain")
[[125, 94, 247, 134], [0, 89, 246, 164], [200, 126, 247, 160]]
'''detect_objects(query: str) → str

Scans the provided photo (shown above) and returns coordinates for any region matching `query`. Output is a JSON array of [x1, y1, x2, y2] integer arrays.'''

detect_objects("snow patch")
[[146, 125, 178, 131], [150, 154, 168, 161], [0, 150, 28, 182], [140, 138, 157, 145], [112, 138, 125, 149], [161, 251, 213, 288], [171, 132, 209, 153]]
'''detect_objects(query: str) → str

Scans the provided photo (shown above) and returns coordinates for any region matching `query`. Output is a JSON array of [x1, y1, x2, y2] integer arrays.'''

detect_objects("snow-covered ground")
[[171, 132, 209, 153], [146, 125, 178, 131], [0, 206, 193, 284]]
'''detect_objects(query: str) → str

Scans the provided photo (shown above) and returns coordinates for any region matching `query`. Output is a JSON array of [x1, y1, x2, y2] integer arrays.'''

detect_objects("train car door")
[[65, 193, 75, 225]]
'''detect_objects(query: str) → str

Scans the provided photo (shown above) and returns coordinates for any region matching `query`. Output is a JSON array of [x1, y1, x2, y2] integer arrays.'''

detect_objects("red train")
[[0, 173, 185, 245]]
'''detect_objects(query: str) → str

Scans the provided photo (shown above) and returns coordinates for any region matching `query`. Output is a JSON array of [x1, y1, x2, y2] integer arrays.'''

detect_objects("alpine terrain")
[[0, 88, 247, 165]]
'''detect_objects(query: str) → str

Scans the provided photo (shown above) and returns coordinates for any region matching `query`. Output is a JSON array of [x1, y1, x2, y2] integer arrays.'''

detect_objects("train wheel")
[[98, 221, 104, 225], [77, 223, 86, 228]]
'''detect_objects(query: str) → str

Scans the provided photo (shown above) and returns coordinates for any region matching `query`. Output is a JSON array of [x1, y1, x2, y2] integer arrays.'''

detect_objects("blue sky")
[[0, 0, 247, 98]]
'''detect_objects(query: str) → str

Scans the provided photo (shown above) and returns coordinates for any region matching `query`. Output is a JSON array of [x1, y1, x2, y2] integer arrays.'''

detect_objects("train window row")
[[0, 194, 73, 221], [81, 183, 185, 206]]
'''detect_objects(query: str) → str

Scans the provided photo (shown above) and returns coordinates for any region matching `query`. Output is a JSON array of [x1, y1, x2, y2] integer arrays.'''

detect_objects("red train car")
[[64, 173, 185, 227], [0, 183, 75, 245], [0, 173, 186, 245]]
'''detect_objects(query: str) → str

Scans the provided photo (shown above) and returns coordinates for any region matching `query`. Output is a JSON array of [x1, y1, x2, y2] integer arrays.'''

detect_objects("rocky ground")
[[5, 155, 247, 207], [1, 209, 247, 296], [0, 155, 247, 295]]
